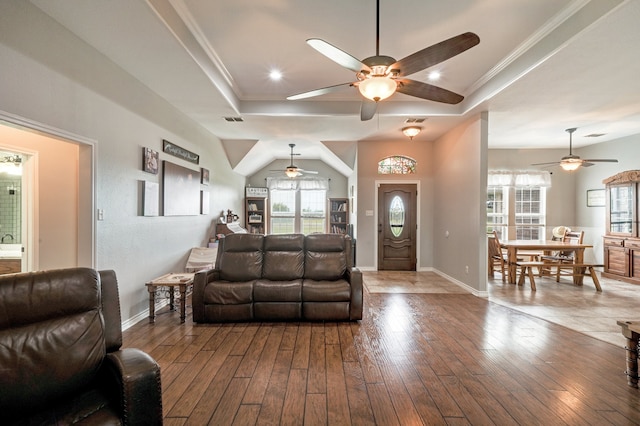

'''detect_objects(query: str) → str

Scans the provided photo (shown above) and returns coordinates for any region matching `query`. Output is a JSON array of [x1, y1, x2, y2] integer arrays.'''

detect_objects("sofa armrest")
[[193, 268, 220, 322], [104, 348, 162, 426], [346, 267, 363, 320]]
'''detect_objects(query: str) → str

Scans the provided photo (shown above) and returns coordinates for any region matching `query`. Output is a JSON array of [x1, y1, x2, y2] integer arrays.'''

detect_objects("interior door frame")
[[0, 110, 97, 270], [374, 179, 420, 270]]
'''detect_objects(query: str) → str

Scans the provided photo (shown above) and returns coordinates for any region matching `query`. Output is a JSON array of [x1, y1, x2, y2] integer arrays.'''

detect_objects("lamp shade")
[[285, 167, 299, 178], [358, 76, 397, 102], [560, 159, 581, 171], [402, 126, 421, 139]]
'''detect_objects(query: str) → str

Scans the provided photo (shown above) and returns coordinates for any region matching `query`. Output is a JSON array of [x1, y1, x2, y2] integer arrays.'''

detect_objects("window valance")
[[266, 177, 329, 191], [488, 170, 551, 188]]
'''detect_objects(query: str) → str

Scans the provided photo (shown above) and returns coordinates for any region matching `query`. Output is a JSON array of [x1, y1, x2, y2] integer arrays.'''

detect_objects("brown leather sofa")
[[193, 233, 362, 322], [0, 268, 163, 425]]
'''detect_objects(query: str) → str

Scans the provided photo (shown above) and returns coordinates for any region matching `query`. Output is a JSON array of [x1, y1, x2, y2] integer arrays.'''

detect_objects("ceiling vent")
[[223, 116, 244, 122], [404, 118, 426, 124]]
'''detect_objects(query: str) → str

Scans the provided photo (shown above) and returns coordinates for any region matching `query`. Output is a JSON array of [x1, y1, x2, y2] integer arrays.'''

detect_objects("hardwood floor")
[[123, 271, 640, 425]]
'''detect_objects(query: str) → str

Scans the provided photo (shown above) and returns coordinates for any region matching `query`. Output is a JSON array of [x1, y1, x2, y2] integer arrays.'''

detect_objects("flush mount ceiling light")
[[402, 126, 421, 140]]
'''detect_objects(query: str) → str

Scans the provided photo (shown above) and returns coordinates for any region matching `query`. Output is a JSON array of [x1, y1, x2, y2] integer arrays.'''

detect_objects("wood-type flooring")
[[122, 271, 640, 425]]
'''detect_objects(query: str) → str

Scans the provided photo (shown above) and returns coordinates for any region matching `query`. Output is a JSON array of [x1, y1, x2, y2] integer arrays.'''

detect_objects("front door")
[[378, 184, 417, 270]]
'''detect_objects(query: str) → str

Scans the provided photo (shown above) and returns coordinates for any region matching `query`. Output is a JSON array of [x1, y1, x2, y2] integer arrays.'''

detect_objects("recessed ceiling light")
[[269, 70, 282, 81], [428, 71, 441, 81]]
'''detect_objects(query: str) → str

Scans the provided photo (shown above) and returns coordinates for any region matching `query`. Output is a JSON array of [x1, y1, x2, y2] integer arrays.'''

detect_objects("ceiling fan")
[[532, 128, 618, 171], [271, 144, 319, 178], [286, 0, 480, 121]]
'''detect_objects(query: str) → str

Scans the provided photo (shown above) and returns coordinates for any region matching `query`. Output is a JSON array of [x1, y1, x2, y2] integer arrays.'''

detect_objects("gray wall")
[[0, 1, 245, 323]]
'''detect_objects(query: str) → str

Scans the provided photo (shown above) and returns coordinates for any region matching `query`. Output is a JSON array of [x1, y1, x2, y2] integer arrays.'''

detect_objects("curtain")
[[488, 170, 551, 187], [266, 177, 329, 191]]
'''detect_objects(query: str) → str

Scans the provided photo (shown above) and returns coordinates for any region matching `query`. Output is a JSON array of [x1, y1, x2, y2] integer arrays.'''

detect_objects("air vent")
[[223, 117, 244, 122], [584, 133, 605, 138], [404, 117, 426, 123]]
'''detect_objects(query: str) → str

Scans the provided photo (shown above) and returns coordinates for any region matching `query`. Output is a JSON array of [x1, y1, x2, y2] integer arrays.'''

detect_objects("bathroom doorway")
[[0, 116, 95, 273], [0, 149, 25, 274]]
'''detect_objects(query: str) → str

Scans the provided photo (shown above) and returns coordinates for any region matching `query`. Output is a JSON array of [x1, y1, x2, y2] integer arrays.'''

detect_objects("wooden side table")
[[145, 273, 194, 324]]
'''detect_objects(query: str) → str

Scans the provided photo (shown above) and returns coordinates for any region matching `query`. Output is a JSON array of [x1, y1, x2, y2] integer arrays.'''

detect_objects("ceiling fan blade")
[[531, 161, 561, 166], [287, 82, 354, 100], [306, 39, 371, 74], [360, 100, 377, 121], [396, 79, 464, 104], [298, 169, 319, 175], [389, 32, 480, 77], [583, 159, 619, 163], [582, 162, 595, 167]]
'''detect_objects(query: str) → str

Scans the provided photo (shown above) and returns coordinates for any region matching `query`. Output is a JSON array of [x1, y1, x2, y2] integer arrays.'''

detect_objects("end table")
[[146, 273, 195, 323]]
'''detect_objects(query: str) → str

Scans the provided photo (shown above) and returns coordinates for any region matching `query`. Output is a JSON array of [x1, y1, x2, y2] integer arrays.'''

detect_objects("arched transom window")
[[377, 155, 416, 175]]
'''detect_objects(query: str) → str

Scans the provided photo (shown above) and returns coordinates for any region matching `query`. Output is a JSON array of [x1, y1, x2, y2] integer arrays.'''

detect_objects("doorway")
[[377, 183, 417, 270], [0, 115, 95, 272]]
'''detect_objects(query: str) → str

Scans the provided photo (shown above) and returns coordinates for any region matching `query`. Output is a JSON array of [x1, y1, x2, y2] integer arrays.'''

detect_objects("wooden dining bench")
[[516, 261, 546, 291], [554, 263, 604, 291], [515, 261, 603, 292]]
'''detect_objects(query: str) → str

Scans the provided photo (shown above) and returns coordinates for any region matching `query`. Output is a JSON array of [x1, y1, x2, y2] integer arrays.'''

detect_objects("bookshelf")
[[328, 198, 349, 234], [245, 188, 268, 234]]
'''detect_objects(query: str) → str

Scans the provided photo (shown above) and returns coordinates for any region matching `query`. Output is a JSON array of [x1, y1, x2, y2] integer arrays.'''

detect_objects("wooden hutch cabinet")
[[603, 170, 640, 283]]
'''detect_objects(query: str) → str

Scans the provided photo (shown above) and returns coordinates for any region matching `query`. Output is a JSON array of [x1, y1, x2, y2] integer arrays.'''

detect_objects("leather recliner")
[[192, 233, 363, 323], [0, 268, 163, 425]]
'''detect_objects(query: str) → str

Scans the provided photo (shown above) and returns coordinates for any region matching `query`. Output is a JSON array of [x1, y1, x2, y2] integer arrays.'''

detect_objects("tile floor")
[[363, 270, 640, 348]]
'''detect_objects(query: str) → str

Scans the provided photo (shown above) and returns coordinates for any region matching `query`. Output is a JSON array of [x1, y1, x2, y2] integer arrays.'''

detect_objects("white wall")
[[0, 1, 245, 323]]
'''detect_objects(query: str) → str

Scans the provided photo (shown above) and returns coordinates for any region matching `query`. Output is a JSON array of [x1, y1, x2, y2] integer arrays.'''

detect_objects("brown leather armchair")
[[0, 268, 162, 425]]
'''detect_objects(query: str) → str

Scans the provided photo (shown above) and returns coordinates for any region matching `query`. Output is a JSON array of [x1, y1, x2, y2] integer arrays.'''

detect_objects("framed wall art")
[[142, 147, 159, 174], [142, 181, 159, 216], [201, 190, 210, 215], [201, 168, 209, 185], [163, 160, 200, 216], [587, 189, 605, 207]]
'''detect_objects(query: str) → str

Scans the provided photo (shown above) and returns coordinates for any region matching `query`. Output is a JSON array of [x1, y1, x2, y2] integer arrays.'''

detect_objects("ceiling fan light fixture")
[[285, 167, 298, 178], [560, 159, 582, 171], [358, 76, 397, 102], [402, 126, 421, 140]]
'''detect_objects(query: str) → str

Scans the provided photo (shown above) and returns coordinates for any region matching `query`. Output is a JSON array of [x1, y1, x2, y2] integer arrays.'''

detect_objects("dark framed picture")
[[143, 147, 159, 174], [201, 168, 209, 185], [587, 189, 605, 207]]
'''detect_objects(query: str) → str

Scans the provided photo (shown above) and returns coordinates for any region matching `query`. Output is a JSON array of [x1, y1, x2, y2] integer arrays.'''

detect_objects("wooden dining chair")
[[540, 230, 584, 280], [488, 230, 523, 282]]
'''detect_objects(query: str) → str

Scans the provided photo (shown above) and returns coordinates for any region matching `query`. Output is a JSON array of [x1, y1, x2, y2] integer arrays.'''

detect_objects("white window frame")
[[487, 186, 507, 239], [270, 188, 326, 235], [514, 186, 546, 240]]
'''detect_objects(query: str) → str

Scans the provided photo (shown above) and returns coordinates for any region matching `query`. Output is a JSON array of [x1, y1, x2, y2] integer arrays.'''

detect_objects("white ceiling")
[[29, 0, 640, 176]]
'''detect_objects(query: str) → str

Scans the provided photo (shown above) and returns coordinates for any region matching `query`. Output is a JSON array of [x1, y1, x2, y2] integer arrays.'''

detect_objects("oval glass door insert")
[[389, 195, 405, 237]]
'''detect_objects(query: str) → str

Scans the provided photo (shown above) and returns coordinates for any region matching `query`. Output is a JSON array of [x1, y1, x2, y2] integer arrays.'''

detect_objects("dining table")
[[499, 239, 593, 285]]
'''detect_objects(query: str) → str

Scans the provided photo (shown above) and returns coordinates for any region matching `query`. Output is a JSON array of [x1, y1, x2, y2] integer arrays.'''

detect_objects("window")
[[487, 186, 507, 238], [487, 171, 550, 240], [270, 189, 296, 234], [378, 156, 416, 174], [515, 187, 545, 239], [267, 178, 328, 235], [301, 190, 326, 234]]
